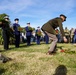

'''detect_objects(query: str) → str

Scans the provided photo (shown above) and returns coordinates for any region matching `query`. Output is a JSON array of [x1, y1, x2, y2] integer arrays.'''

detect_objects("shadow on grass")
[[0, 68, 6, 75], [19, 43, 40, 48], [0, 47, 15, 52], [53, 65, 67, 75]]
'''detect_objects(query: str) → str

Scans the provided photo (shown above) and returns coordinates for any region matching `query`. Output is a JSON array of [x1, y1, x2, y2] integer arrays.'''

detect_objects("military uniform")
[[13, 18, 20, 48], [44, 33, 49, 44], [0, 19, 10, 50], [64, 27, 70, 43], [41, 14, 67, 54], [25, 25, 32, 46], [35, 27, 41, 44], [70, 28, 74, 43]]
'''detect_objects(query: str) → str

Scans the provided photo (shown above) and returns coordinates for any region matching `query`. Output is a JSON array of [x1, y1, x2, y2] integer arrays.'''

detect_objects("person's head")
[[37, 26, 40, 30], [4, 16, 9, 21], [14, 18, 19, 23], [27, 22, 30, 27], [65, 27, 67, 30], [54, 65, 67, 75], [60, 14, 67, 22]]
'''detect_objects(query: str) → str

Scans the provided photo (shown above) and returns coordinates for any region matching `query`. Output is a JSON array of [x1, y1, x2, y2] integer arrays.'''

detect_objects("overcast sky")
[[0, 0, 76, 29]]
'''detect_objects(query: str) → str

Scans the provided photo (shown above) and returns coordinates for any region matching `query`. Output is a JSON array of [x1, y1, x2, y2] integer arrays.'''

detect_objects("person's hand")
[[63, 36, 67, 42], [0, 22, 2, 24]]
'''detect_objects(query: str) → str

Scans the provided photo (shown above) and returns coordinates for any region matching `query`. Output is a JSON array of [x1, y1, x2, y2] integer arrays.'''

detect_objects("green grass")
[[0, 42, 76, 75]]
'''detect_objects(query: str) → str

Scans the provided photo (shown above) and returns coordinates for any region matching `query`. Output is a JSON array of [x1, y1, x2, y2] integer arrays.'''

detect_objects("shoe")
[[46, 51, 53, 55], [4, 48, 11, 50], [4, 49, 9, 50], [51, 51, 56, 53]]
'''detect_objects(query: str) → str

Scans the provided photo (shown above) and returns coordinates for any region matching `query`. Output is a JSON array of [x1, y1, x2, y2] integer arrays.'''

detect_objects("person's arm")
[[0, 19, 2, 26], [58, 20, 65, 37], [58, 19, 67, 42], [0, 22, 2, 27], [63, 36, 67, 42], [0, 22, 2, 24]]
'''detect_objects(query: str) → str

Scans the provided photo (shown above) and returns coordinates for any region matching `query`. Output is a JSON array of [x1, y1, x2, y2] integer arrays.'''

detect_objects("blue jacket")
[[25, 26, 32, 36], [36, 29, 41, 37], [13, 23, 20, 35]]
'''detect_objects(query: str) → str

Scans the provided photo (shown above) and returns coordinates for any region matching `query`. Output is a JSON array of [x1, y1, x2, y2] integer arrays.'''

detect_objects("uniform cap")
[[37, 26, 40, 28], [27, 22, 30, 24], [14, 18, 19, 21]]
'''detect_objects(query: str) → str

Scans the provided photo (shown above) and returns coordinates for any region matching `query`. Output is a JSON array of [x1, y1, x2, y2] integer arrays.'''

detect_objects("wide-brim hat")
[[60, 14, 67, 21]]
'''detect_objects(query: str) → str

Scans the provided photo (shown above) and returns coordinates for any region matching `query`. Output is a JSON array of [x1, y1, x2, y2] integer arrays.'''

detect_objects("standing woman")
[[13, 18, 20, 48]]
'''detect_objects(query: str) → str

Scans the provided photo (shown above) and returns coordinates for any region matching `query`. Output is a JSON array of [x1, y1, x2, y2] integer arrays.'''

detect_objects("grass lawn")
[[0, 42, 76, 75]]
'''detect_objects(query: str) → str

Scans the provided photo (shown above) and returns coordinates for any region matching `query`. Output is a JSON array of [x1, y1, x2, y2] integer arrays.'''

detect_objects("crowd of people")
[[0, 14, 76, 63], [0, 16, 49, 50], [0, 14, 76, 51], [56, 27, 76, 43]]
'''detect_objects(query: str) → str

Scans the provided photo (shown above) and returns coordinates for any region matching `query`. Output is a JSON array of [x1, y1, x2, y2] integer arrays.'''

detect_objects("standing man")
[[44, 33, 49, 44], [70, 28, 74, 43], [41, 14, 67, 55], [64, 27, 70, 43], [13, 18, 20, 48], [25, 23, 32, 46], [35, 26, 41, 45], [0, 16, 10, 50]]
